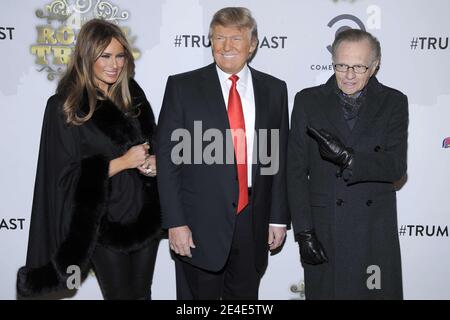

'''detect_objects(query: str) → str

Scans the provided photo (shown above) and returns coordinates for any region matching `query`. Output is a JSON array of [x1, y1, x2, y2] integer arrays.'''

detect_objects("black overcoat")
[[17, 80, 161, 297], [287, 75, 408, 299]]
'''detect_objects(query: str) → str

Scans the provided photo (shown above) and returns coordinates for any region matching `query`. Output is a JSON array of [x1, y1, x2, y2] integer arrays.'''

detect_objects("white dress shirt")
[[216, 64, 255, 187], [216, 65, 285, 228]]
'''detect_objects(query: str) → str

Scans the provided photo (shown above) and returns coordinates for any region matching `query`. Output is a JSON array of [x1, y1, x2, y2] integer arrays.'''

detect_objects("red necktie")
[[227, 74, 248, 214]]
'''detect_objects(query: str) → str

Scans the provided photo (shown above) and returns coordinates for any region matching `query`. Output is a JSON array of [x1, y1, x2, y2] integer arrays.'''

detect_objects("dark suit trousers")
[[175, 196, 260, 300]]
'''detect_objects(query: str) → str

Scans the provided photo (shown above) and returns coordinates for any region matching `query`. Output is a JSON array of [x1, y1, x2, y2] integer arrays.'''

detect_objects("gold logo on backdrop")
[[31, 0, 140, 80]]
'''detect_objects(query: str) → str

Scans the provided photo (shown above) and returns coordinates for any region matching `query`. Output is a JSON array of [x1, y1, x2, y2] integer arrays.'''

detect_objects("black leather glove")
[[295, 229, 328, 265], [307, 126, 354, 170]]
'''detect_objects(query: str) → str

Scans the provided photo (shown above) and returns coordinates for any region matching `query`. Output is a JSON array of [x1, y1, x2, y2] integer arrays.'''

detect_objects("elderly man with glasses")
[[287, 29, 408, 299]]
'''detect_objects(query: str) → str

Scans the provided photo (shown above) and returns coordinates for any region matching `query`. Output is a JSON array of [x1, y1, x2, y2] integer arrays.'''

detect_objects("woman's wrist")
[[109, 156, 128, 177]]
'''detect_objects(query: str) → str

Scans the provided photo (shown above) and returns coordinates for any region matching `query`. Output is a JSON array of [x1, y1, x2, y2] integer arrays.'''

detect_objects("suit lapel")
[[200, 63, 230, 132], [250, 67, 269, 185], [200, 64, 237, 184]]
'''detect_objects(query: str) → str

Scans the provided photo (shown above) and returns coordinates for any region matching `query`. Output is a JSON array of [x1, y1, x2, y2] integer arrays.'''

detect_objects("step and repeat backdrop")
[[1, 0, 449, 299]]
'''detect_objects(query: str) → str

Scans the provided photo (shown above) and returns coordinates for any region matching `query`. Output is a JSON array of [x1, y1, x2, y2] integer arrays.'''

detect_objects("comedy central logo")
[[310, 14, 366, 72], [442, 137, 450, 148], [31, 0, 140, 81], [326, 14, 366, 54], [310, 6, 381, 72]]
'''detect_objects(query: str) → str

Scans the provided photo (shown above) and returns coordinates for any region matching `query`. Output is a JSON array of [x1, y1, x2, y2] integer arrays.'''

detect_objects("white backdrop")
[[1, 0, 449, 300]]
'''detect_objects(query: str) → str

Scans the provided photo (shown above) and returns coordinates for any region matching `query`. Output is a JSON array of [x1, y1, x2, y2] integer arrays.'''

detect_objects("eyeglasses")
[[333, 63, 371, 74]]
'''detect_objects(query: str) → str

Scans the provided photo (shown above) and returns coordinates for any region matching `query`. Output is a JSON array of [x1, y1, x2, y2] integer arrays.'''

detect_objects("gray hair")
[[331, 29, 381, 63], [208, 7, 258, 42]]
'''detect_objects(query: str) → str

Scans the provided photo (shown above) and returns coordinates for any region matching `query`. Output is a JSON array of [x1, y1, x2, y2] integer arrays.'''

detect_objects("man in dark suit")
[[156, 7, 289, 299], [287, 29, 408, 299]]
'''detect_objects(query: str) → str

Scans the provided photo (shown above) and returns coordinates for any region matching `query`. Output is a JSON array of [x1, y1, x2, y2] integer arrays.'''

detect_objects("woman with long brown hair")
[[17, 19, 161, 300]]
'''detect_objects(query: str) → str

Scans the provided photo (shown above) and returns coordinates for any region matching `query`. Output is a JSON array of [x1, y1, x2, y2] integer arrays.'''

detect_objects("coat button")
[[374, 145, 381, 152], [232, 202, 237, 208], [336, 199, 344, 206], [366, 200, 373, 206], [335, 170, 342, 178]]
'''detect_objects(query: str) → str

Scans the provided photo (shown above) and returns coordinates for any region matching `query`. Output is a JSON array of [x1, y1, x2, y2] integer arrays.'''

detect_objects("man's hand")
[[137, 155, 157, 177], [268, 225, 287, 250], [295, 229, 328, 265], [307, 126, 353, 170], [168, 225, 196, 258]]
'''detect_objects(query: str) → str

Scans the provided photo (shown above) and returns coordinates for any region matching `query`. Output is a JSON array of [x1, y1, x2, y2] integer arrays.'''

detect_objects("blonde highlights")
[[57, 19, 135, 125], [208, 7, 258, 42]]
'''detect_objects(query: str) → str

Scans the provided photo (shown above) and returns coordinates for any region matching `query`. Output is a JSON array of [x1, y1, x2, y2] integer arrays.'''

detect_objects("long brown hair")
[[56, 19, 135, 125]]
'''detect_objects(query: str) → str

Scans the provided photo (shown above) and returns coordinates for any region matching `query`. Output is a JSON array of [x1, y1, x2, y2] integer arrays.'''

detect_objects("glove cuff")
[[295, 229, 315, 242]]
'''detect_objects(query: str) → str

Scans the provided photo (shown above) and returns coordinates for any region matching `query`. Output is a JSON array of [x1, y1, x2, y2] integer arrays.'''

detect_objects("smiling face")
[[93, 37, 125, 93], [333, 39, 379, 96], [211, 24, 257, 74]]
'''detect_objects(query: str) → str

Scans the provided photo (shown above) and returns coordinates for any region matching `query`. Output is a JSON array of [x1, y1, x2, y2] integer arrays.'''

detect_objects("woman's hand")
[[109, 142, 149, 177], [121, 143, 150, 169], [137, 155, 157, 177]]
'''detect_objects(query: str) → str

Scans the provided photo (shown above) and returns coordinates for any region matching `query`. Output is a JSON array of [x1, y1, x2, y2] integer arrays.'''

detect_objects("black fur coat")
[[17, 79, 161, 298]]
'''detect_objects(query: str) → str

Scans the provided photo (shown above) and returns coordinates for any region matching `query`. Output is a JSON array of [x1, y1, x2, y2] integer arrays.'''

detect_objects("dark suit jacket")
[[287, 75, 408, 299], [156, 63, 289, 273]]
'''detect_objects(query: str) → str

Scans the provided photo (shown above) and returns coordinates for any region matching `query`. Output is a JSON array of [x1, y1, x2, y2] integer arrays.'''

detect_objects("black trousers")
[[175, 201, 260, 300], [91, 239, 159, 300]]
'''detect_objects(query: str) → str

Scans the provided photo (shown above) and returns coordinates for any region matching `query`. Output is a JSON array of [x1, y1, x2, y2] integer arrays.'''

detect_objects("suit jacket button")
[[336, 170, 342, 178], [374, 145, 381, 152], [232, 202, 237, 208], [366, 200, 373, 206], [336, 199, 344, 206]]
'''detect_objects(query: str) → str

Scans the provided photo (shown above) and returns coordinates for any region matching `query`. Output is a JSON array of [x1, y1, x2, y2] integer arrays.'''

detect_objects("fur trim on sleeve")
[[17, 155, 109, 297]]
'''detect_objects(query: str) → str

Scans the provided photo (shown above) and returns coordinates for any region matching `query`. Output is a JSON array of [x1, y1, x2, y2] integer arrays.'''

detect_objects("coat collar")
[[347, 76, 384, 146], [79, 80, 154, 151], [319, 75, 384, 146]]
